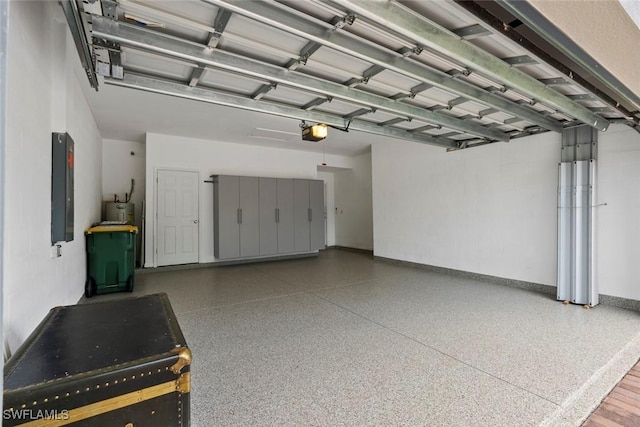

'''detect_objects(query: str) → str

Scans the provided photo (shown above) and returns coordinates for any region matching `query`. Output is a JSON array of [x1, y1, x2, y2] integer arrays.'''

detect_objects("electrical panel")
[[51, 132, 74, 244]]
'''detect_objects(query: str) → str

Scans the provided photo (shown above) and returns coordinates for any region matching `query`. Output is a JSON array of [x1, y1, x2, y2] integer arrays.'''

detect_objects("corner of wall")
[[334, 151, 373, 250], [144, 133, 155, 267], [3, 1, 103, 350]]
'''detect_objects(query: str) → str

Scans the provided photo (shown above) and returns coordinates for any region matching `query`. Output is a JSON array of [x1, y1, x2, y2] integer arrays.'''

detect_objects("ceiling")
[[84, 82, 380, 156], [65, 0, 640, 156]]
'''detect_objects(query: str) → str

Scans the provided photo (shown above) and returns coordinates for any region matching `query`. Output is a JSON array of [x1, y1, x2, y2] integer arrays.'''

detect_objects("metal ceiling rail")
[[60, 0, 99, 89], [114, 0, 540, 129], [122, 28, 505, 129], [310, 0, 505, 93], [334, 0, 610, 132], [202, 0, 563, 133], [105, 73, 460, 149], [90, 15, 509, 141], [120, 0, 363, 82]]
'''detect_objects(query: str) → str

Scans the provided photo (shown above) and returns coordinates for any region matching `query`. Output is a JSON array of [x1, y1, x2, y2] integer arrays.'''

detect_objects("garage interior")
[[3, 0, 640, 425]]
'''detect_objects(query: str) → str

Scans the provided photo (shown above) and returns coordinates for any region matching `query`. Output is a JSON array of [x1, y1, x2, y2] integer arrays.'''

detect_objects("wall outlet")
[[51, 244, 62, 258]]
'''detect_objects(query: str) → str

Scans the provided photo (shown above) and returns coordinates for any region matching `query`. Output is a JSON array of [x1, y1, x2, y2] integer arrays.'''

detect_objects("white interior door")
[[157, 170, 199, 266]]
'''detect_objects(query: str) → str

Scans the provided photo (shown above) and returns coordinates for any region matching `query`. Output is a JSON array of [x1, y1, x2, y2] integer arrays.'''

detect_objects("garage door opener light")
[[301, 122, 328, 141]]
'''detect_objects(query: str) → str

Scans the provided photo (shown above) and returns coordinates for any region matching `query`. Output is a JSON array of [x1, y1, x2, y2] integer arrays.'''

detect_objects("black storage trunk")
[[3, 293, 190, 426]]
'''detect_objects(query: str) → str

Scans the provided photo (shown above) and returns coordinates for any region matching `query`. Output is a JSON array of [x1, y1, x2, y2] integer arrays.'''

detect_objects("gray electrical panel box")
[[51, 132, 74, 244]]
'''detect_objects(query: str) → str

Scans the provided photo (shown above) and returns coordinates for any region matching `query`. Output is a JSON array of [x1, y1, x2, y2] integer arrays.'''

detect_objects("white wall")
[[597, 124, 640, 299], [3, 2, 102, 350], [102, 139, 145, 263], [372, 125, 640, 302], [144, 133, 357, 266], [372, 133, 561, 285], [102, 139, 145, 224], [334, 152, 374, 250]]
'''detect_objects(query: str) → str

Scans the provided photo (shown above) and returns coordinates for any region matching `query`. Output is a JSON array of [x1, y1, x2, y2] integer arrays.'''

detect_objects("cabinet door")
[[309, 180, 325, 251], [259, 178, 278, 255], [214, 175, 240, 259], [293, 179, 310, 252], [276, 178, 294, 254], [239, 176, 260, 257]]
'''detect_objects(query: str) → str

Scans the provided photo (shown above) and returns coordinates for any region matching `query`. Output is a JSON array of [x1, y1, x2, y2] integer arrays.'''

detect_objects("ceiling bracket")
[[410, 124, 442, 133], [101, 0, 117, 19], [298, 54, 310, 66], [515, 99, 536, 107], [479, 108, 498, 118], [447, 69, 471, 79], [334, 13, 356, 29], [398, 46, 423, 58], [327, 120, 352, 133], [207, 9, 232, 48], [448, 97, 467, 110], [378, 117, 412, 127], [302, 96, 333, 111], [488, 86, 508, 94], [344, 78, 363, 88], [250, 82, 278, 100]]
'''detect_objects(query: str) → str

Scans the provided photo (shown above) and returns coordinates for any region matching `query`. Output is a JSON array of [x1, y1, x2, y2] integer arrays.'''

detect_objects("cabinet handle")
[[308, 208, 312, 222]]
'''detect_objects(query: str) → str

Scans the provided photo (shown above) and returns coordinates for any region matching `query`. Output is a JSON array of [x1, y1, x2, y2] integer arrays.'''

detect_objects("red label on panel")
[[68, 152, 74, 168]]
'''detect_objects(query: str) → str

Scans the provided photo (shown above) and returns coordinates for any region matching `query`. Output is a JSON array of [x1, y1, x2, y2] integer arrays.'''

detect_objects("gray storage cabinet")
[[309, 179, 325, 251], [213, 175, 324, 261], [213, 175, 240, 259], [259, 178, 278, 255], [259, 178, 296, 255], [213, 175, 260, 259], [239, 177, 260, 257], [294, 179, 326, 252], [276, 178, 295, 254], [294, 179, 311, 252]]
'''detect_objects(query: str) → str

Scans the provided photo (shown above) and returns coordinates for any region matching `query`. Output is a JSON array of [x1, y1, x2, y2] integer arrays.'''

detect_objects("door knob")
[[193, 220, 199, 224]]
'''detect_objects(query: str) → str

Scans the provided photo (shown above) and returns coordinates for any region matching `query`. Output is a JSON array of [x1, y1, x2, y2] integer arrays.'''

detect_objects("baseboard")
[[599, 294, 640, 312], [329, 246, 374, 255], [374, 256, 640, 312], [136, 252, 319, 274], [374, 255, 556, 295]]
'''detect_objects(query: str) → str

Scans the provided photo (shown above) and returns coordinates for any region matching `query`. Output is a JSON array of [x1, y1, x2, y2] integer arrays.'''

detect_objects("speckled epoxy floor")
[[87, 249, 640, 426]]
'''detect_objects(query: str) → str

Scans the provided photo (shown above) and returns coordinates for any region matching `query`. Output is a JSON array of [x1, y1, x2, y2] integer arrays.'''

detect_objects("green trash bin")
[[85, 224, 138, 298]]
